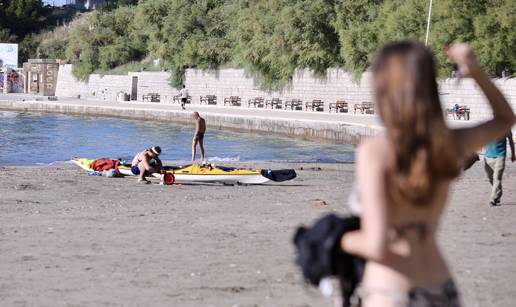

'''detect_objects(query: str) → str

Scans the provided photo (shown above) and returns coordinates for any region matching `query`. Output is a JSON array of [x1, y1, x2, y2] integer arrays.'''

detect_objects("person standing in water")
[[338, 41, 515, 306], [192, 112, 206, 161], [179, 85, 188, 110], [131, 146, 163, 184], [483, 131, 515, 206]]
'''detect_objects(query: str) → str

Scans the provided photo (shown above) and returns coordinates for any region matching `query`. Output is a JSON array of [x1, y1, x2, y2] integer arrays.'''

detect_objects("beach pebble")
[[312, 199, 329, 207], [21, 255, 36, 261]]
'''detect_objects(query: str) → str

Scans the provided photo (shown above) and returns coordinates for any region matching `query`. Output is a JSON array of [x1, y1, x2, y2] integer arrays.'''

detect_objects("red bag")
[[91, 158, 120, 171]]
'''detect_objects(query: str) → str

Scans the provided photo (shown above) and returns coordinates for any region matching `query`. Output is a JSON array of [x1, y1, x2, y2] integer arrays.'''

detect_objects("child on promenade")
[[339, 41, 515, 306], [179, 85, 188, 110]]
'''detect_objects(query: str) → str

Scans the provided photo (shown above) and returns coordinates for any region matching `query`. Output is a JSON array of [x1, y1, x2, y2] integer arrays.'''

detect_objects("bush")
[[35, 25, 70, 60], [35, 0, 514, 85], [65, 7, 145, 80], [232, 0, 342, 89]]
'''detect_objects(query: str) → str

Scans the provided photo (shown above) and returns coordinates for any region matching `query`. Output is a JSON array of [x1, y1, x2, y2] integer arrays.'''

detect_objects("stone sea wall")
[[0, 99, 381, 144], [55, 64, 516, 121], [55, 65, 133, 101]]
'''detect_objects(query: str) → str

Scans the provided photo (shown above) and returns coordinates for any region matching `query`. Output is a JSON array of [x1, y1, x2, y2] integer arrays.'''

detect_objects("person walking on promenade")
[[484, 131, 515, 206], [339, 41, 515, 306], [192, 112, 206, 161], [179, 84, 188, 110]]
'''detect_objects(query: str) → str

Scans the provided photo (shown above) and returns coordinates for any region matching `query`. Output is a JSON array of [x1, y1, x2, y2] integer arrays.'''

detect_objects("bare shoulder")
[[357, 136, 390, 156], [356, 136, 391, 169]]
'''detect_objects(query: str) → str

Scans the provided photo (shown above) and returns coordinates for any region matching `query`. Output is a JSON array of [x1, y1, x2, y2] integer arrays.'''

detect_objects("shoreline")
[[0, 95, 483, 146], [1, 159, 356, 168], [0, 96, 382, 145]]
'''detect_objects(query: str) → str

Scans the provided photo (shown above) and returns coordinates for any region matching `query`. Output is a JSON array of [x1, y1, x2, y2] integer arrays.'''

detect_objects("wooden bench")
[[285, 99, 303, 110], [223, 96, 242, 106], [445, 104, 470, 120], [354, 102, 375, 114], [265, 98, 282, 109], [200, 95, 217, 105], [248, 97, 265, 108], [142, 93, 160, 102], [329, 101, 349, 113], [306, 99, 324, 112], [173, 95, 192, 104]]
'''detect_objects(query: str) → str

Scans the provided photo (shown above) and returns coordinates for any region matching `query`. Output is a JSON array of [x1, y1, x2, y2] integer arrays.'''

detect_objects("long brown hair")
[[371, 41, 461, 205]]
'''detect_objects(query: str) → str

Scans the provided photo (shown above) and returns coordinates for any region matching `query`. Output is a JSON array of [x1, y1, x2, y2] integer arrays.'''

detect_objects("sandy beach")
[[0, 160, 515, 307]]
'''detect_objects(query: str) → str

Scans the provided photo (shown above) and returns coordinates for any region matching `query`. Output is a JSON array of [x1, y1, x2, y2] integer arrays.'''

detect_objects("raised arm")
[[447, 44, 516, 155], [341, 138, 394, 262]]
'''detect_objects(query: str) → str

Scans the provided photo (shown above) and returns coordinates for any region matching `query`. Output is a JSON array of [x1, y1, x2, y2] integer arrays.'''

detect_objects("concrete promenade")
[[0, 93, 479, 144]]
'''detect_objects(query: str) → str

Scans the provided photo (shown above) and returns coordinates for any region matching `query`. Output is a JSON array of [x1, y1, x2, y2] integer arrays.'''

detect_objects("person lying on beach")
[[131, 146, 163, 184], [192, 112, 206, 161], [338, 41, 515, 307]]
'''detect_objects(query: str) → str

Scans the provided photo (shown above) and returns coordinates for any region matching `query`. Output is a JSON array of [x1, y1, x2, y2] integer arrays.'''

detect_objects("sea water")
[[0, 111, 354, 165]]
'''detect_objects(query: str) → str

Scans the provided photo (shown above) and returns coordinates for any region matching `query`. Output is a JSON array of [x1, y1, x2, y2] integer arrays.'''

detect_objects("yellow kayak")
[[71, 157, 296, 184]]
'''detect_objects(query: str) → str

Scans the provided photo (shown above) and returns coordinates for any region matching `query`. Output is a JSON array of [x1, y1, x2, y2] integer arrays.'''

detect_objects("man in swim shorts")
[[131, 146, 163, 184], [192, 112, 206, 161]]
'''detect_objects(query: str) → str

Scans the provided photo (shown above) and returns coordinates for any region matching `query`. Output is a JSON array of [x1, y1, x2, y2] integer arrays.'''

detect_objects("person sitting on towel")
[[131, 146, 163, 184]]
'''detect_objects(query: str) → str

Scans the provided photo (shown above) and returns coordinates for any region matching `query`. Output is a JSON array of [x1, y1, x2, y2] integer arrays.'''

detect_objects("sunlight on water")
[[0, 111, 355, 165]]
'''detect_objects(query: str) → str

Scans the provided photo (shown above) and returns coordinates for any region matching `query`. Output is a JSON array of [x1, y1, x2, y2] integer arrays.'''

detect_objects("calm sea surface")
[[0, 111, 354, 165]]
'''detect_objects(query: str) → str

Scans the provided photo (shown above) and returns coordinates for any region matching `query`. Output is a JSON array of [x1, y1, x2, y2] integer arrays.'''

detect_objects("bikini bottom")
[[354, 279, 461, 307]]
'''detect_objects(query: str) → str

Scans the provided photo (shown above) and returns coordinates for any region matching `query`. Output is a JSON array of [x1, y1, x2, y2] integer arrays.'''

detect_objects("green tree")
[[0, 0, 47, 37], [0, 28, 16, 43], [49, 0, 515, 85], [35, 25, 70, 60], [133, 0, 168, 58], [66, 7, 145, 80], [334, 0, 382, 78], [376, 0, 429, 43], [233, 0, 342, 89], [135, 0, 235, 86], [472, 0, 515, 76], [429, 0, 488, 77], [97, 0, 139, 11]]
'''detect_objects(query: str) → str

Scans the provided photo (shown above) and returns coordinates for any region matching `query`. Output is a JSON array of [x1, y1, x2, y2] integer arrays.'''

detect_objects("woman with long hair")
[[340, 41, 515, 306]]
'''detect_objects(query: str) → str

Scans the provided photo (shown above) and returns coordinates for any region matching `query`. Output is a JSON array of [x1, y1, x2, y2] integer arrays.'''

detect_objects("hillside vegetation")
[[11, 0, 516, 89]]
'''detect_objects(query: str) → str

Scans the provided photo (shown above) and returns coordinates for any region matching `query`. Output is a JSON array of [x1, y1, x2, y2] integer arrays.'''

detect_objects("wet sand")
[[0, 161, 515, 307]]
